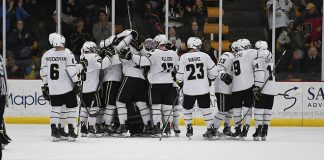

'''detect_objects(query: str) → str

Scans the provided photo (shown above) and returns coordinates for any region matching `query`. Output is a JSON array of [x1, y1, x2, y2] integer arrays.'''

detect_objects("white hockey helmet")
[[52, 34, 65, 47], [48, 32, 60, 46], [82, 41, 97, 54], [187, 37, 202, 50], [230, 41, 238, 52], [101, 35, 117, 48], [153, 34, 168, 47], [255, 40, 268, 50], [144, 38, 154, 51], [236, 38, 251, 50]]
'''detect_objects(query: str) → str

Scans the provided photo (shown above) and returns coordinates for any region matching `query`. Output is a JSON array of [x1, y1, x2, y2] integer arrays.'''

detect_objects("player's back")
[[102, 55, 122, 82], [147, 49, 178, 84], [232, 49, 257, 92], [215, 52, 234, 94], [258, 50, 276, 95], [82, 53, 101, 93], [178, 51, 216, 96], [44, 49, 76, 95]]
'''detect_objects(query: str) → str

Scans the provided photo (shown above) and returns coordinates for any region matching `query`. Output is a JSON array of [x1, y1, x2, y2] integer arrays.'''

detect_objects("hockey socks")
[[161, 105, 172, 123], [103, 105, 116, 125], [116, 101, 127, 125], [242, 107, 252, 126], [183, 108, 193, 126], [80, 107, 89, 123], [224, 110, 233, 127], [213, 111, 226, 129], [59, 106, 68, 127], [201, 108, 213, 128], [254, 108, 264, 127], [173, 105, 181, 130], [233, 108, 242, 127], [263, 109, 272, 125], [50, 106, 61, 127], [136, 102, 151, 125], [151, 104, 162, 125]]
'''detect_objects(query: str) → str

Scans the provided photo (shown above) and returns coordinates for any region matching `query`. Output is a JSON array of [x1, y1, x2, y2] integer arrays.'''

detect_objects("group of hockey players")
[[40, 28, 275, 142]]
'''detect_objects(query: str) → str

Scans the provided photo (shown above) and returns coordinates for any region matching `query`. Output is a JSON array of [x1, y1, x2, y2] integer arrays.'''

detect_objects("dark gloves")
[[41, 84, 50, 101], [130, 30, 138, 39], [166, 43, 177, 51], [118, 47, 132, 60], [80, 58, 88, 69], [253, 86, 262, 101], [220, 73, 233, 85], [99, 47, 115, 58], [80, 69, 87, 81]]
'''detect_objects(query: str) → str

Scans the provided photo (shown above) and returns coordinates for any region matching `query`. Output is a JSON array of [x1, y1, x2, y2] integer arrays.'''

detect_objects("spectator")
[[168, 26, 182, 50], [0, 0, 16, 33], [287, 49, 304, 74], [201, 40, 217, 64], [92, 10, 111, 46], [185, 20, 205, 41], [302, 3, 322, 48], [70, 18, 92, 61], [300, 46, 321, 81], [79, 0, 99, 32], [7, 20, 34, 63], [266, 0, 293, 45], [6, 51, 24, 79], [14, 0, 30, 22], [193, 0, 207, 29]]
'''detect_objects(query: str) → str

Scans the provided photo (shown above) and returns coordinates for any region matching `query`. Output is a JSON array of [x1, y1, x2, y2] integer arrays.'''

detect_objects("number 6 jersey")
[[176, 51, 218, 96], [40, 49, 79, 95]]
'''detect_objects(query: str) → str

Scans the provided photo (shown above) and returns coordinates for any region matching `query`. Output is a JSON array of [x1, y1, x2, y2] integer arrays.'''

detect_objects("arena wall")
[[4, 80, 324, 126]]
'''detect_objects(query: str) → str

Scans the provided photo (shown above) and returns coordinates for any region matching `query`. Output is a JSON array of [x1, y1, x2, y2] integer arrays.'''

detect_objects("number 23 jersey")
[[176, 51, 218, 96]]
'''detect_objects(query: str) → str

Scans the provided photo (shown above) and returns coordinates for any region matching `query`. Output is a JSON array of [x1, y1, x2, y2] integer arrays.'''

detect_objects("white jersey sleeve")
[[258, 50, 276, 95], [215, 52, 234, 94], [65, 52, 79, 83], [176, 51, 215, 96], [253, 56, 265, 88]]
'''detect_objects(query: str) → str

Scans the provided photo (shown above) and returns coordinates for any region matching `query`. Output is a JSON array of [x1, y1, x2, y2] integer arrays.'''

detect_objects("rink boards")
[[4, 80, 324, 126]]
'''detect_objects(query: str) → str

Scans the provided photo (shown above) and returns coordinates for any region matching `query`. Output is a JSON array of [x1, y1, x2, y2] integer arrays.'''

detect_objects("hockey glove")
[[253, 86, 262, 101], [80, 69, 87, 81], [41, 84, 50, 101], [73, 81, 82, 95], [220, 73, 233, 85], [130, 30, 138, 39], [118, 48, 132, 60], [176, 80, 183, 89], [166, 43, 177, 51], [79, 58, 88, 69], [130, 39, 140, 51]]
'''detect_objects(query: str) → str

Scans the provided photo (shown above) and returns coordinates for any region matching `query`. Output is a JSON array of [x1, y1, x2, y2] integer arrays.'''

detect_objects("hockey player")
[[231, 39, 265, 139], [176, 37, 218, 140], [122, 34, 179, 137], [0, 54, 12, 150], [99, 36, 123, 136], [212, 42, 236, 137], [113, 29, 151, 136], [78, 41, 102, 137], [253, 41, 275, 141], [40, 34, 81, 142]]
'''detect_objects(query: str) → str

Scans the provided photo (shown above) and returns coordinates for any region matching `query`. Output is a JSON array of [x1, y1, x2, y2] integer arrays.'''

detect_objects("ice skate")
[[151, 123, 161, 138], [113, 124, 127, 137], [142, 124, 151, 137], [253, 125, 262, 141], [174, 129, 181, 137], [95, 123, 104, 137], [261, 124, 268, 141], [68, 124, 77, 142], [0, 123, 12, 146], [223, 124, 233, 137], [239, 125, 250, 140], [163, 122, 171, 138], [58, 125, 68, 140], [203, 125, 216, 140], [186, 124, 193, 140], [87, 125, 99, 138], [231, 124, 242, 139], [51, 124, 60, 142], [103, 124, 116, 136], [80, 122, 88, 137]]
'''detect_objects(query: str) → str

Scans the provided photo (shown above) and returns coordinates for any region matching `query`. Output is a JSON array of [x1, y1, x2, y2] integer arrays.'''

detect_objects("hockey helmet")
[[153, 34, 168, 47], [255, 40, 268, 50], [187, 37, 202, 50], [82, 41, 97, 54], [48, 32, 60, 46], [52, 34, 65, 47]]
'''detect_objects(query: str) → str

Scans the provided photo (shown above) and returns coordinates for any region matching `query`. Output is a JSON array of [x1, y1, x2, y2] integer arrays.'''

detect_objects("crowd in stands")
[[264, 0, 323, 81], [1, 0, 216, 79]]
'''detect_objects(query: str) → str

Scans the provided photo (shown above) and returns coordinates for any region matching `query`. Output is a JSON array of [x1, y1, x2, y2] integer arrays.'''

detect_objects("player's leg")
[[115, 77, 133, 135], [49, 95, 63, 142], [65, 91, 79, 142], [182, 94, 196, 138], [231, 91, 243, 138], [58, 105, 68, 140], [223, 96, 234, 137], [171, 87, 181, 136], [197, 94, 216, 139], [213, 93, 227, 136], [161, 84, 175, 137], [135, 79, 151, 127], [149, 84, 162, 137], [262, 94, 274, 141], [240, 87, 254, 138], [0, 95, 11, 147], [253, 94, 264, 141]]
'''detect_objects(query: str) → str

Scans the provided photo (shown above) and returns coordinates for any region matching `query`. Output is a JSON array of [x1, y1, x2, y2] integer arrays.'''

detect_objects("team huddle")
[[40, 29, 276, 142]]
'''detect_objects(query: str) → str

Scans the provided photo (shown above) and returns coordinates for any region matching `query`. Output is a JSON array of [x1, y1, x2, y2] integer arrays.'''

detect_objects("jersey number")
[[161, 63, 174, 72], [186, 63, 204, 80], [233, 60, 241, 76], [50, 64, 59, 80], [267, 65, 273, 81]]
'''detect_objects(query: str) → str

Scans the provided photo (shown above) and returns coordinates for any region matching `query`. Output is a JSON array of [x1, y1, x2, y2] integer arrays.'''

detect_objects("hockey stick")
[[76, 78, 85, 137], [159, 88, 181, 141], [235, 50, 287, 126], [126, 0, 133, 29]]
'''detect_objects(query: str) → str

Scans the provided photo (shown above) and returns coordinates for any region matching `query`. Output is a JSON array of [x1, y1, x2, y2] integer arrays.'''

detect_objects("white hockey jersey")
[[132, 49, 179, 84], [80, 53, 101, 93], [102, 55, 122, 82], [214, 52, 234, 94], [40, 48, 79, 95], [232, 49, 265, 92], [0, 55, 8, 96], [258, 49, 276, 95], [176, 51, 218, 96]]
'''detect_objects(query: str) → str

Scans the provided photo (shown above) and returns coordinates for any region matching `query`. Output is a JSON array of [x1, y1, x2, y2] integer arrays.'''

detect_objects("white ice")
[[3, 125, 324, 160]]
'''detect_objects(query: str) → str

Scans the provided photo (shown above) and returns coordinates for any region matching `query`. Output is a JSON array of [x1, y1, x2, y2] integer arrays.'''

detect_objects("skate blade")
[[151, 134, 160, 138], [52, 137, 60, 142], [68, 137, 76, 142], [253, 137, 260, 141], [175, 133, 180, 137], [261, 137, 267, 141], [113, 133, 127, 138], [239, 137, 246, 141], [81, 133, 88, 137], [187, 136, 192, 140], [87, 134, 99, 138], [60, 137, 68, 140]]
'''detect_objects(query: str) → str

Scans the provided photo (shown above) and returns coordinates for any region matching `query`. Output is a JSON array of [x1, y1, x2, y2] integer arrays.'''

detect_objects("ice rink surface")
[[3, 125, 324, 160]]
